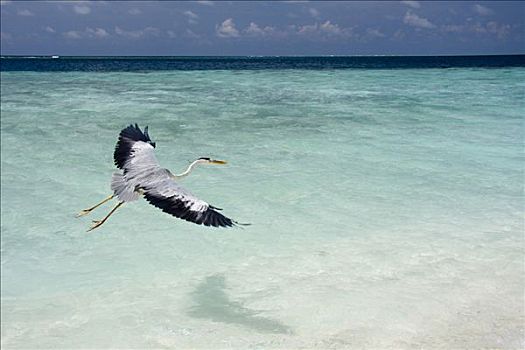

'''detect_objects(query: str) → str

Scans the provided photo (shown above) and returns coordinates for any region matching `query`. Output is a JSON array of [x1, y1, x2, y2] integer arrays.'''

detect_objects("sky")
[[1, 1, 524, 56]]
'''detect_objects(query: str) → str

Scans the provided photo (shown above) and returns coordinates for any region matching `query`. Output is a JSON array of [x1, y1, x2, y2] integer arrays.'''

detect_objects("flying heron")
[[77, 124, 243, 231]]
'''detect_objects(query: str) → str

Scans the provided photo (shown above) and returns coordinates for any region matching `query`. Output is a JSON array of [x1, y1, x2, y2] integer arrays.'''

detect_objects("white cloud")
[[403, 11, 435, 29], [470, 22, 487, 34], [63, 27, 109, 39], [115, 26, 137, 38], [302, 21, 332, 35], [216, 18, 239, 38], [45, 26, 56, 33], [320, 20, 343, 35], [86, 27, 109, 38], [366, 28, 385, 38], [297, 21, 353, 38], [400, 1, 420, 9], [184, 10, 198, 19], [308, 7, 320, 18], [243, 22, 279, 37], [319, 21, 342, 35], [486, 21, 510, 38], [441, 24, 464, 33], [297, 23, 316, 34], [73, 5, 91, 15], [440, 21, 511, 39], [184, 29, 200, 38], [393, 29, 405, 39], [474, 4, 493, 16], [115, 26, 159, 39], [63, 30, 82, 39], [167, 30, 176, 38], [184, 10, 199, 24], [17, 9, 34, 16], [128, 8, 141, 15], [244, 22, 265, 36], [196, 0, 214, 6]]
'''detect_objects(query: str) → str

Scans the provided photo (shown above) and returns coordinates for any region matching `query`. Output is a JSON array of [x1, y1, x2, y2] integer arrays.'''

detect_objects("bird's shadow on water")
[[187, 274, 293, 335]]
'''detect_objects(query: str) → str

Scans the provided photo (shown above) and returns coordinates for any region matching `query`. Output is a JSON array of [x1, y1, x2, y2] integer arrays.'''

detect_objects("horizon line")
[[2, 53, 525, 58]]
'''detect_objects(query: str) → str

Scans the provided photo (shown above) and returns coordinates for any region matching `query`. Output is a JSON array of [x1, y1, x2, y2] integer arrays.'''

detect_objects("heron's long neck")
[[172, 160, 201, 180]]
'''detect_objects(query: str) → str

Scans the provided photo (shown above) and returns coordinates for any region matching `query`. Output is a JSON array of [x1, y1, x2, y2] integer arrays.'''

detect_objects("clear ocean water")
[[1, 57, 524, 349]]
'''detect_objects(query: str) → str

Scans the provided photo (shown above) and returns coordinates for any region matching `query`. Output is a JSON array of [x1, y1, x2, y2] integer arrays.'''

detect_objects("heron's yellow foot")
[[76, 209, 91, 218], [87, 220, 103, 232]]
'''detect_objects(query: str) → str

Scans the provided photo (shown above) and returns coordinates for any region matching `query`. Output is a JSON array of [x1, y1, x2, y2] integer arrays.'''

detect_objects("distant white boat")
[[51, 55, 60, 59]]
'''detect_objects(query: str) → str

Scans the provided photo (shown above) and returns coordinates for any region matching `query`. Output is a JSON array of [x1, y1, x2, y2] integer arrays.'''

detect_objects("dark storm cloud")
[[1, 1, 523, 55]]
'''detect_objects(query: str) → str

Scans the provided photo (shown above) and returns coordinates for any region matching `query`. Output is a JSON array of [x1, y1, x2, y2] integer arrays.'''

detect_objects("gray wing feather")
[[141, 171, 235, 227], [124, 141, 161, 176], [141, 171, 209, 212], [112, 141, 162, 202]]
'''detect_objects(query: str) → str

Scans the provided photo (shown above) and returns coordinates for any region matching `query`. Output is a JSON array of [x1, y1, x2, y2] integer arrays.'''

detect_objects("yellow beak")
[[210, 159, 227, 165]]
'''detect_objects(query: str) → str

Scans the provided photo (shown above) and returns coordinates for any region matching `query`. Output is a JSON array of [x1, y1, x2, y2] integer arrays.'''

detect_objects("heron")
[[77, 124, 243, 232]]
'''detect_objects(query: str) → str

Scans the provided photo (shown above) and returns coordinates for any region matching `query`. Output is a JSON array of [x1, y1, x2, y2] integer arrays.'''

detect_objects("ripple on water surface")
[[1, 67, 524, 348]]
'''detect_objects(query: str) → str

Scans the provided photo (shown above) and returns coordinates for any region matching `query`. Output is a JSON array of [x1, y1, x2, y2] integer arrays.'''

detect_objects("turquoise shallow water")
[[1, 67, 524, 348]]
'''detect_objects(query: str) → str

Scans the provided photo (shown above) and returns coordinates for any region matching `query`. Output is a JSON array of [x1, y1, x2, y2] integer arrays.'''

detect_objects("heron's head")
[[197, 157, 227, 165]]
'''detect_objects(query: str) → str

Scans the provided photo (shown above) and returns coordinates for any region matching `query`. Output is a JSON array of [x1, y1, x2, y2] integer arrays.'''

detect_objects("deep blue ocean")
[[1, 56, 524, 348], [1, 54, 524, 71]]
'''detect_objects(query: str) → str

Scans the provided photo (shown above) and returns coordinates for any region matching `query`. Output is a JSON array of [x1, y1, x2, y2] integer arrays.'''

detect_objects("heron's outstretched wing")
[[141, 173, 236, 228], [113, 124, 237, 228], [114, 124, 159, 173]]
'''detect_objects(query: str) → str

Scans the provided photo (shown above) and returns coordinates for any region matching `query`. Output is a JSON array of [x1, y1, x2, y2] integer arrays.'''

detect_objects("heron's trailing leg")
[[76, 195, 115, 217], [88, 201, 124, 232]]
